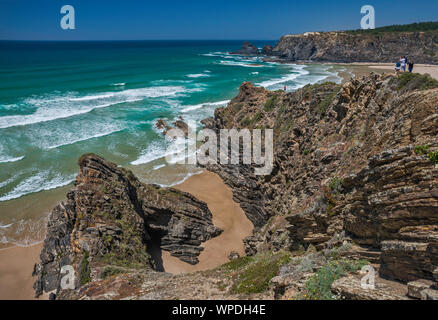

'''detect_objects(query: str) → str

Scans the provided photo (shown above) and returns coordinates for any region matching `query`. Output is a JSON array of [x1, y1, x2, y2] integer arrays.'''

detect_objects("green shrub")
[[428, 151, 438, 164], [328, 177, 344, 194], [346, 22, 438, 34], [79, 251, 91, 286], [221, 256, 253, 271], [394, 73, 438, 91], [415, 145, 430, 155], [264, 96, 278, 111], [299, 259, 368, 300], [232, 103, 244, 113], [250, 112, 263, 126], [230, 252, 290, 294], [101, 266, 126, 279], [318, 86, 341, 116]]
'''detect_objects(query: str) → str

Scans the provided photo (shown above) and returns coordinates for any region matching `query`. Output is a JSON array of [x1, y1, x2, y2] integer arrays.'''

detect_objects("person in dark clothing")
[[408, 61, 414, 73]]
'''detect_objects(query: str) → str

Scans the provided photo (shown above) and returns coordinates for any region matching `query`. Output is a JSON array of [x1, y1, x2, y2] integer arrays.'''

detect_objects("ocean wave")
[[181, 100, 230, 113], [156, 170, 203, 188], [217, 60, 269, 68], [256, 65, 309, 88], [131, 140, 169, 165], [0, 156, 24, 164], [0, 85, 187, 129], [0, 172, 75, 202], [46, 127, 125, 150], [152, 164, 166, 171], [0, 217, 48, 247], [186, 73, 210, 78], [131, 136, 195, 166]]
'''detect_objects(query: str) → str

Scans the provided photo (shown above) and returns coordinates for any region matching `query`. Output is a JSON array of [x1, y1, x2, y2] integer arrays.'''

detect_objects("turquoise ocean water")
[[0, 41, 343, 245]]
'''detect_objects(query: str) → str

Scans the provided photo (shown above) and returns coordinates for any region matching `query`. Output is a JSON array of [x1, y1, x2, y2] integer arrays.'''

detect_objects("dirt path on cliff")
[[341, 63, 438, 81], [162, 171, 254, 274]]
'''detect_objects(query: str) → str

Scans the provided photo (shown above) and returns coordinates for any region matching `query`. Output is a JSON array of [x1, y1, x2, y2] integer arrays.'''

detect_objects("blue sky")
[[1, 0, 437, 40]]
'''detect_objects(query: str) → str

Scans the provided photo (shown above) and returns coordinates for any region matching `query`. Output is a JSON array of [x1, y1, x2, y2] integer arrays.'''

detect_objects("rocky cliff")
[[201, 72, 438, 299], [33, 154, 222, 298], [34, 72, 438, 300], [266, 31, 438, 63]]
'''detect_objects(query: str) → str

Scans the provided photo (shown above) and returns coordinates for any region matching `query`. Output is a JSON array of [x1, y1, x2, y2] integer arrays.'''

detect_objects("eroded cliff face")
[[268, 31, 438, 63], [202, 72, 438, 297], [33, 154, 222, 298], [35, 72, 438, 300]]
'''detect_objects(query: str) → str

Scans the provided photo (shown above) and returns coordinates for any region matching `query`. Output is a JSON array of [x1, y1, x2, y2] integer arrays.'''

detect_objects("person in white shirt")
[[400, 56, 407, 72]]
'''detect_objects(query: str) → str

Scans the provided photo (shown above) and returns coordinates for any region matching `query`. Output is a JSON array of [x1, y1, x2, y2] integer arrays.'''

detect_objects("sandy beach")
[[164, 171, 253, 274], [341, 62, 438, 81], [0, 243, 43, 300], [0, 170, 253, 299]]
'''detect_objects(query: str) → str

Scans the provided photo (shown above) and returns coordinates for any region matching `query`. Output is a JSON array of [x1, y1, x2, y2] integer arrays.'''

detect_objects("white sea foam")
[[156, 170, 204, 188], [0, 86, 187, 129], [131, 140, 169, 165], [152, 164, 166, 171], [46, 127, 125, 150], [186, 73, 210, 78], [217, 60, 268, 68], [0, 172, 75, 202], [181, 100, 230, 113], [256, 65, 309, 89], [131, 135, 194, 166], [0, 156, 24, 164]]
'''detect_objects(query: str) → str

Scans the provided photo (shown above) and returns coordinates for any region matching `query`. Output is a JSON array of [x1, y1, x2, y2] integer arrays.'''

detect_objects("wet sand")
[[163, 171, 253, 273], [0, 243, 43, 300]]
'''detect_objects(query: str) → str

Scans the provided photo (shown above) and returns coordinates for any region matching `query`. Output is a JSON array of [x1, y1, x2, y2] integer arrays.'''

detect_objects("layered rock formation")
[[266, 31, 438, 63], [33, 154, 221, 298], [202, 72, 438, 298], [35, 71, 438, 300]]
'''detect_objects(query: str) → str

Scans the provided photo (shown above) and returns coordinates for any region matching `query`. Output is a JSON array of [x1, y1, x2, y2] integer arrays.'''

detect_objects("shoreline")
[[0, 170, 253, 299], [2, 61, 438, 299]]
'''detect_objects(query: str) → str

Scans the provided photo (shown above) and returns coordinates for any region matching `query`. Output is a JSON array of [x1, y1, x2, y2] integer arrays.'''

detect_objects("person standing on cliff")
[[400, 56, 407, 72], [395, 60, 401, 74], [408, 60, 415, 73], [284, 85, 287, 92]]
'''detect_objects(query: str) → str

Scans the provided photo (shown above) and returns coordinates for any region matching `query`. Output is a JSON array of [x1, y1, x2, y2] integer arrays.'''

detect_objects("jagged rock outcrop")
[[230, 41, 259, 55], [33, 154, 222, 298], [34, 70, 438, 300], [202, 72, 438, 297], [266, 31, 438, 63]]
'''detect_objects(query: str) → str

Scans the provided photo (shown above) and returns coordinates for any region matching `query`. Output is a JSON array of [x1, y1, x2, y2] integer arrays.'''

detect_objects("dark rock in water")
[[172, 120, 189, 137], [33, 154, 222, 297], [155, 119, 189, 137], [230, 41, 259, 56], [261, 45, 274, 56], [156, 119, 171, 132]]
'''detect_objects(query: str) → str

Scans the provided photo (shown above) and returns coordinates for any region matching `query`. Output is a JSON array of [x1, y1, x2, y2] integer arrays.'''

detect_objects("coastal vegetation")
[[346, 21, 438, 34]]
